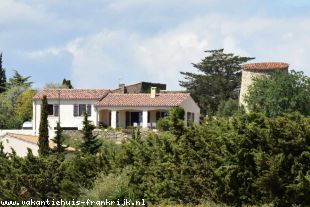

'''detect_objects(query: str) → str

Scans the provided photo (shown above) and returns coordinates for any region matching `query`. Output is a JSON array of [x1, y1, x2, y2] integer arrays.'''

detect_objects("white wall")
[[33, 99, 98, 135], [0, 135, 38, 157], [180, 96, 201, 125]]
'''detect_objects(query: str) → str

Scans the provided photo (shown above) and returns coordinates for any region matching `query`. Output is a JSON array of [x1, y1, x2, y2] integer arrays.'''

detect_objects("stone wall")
[[63, 128, 151, 144], [239, 70, 269, 108]]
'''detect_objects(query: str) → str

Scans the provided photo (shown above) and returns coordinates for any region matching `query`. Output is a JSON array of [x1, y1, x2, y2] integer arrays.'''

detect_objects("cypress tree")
[[51, 122, 68, 155], [0, 53, 7, 93], [38, 95, 50, 156], [80, 112, 102, 154]]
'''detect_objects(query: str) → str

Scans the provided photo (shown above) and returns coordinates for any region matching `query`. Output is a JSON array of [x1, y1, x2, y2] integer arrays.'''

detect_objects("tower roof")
[[242, 62, 289, 71]]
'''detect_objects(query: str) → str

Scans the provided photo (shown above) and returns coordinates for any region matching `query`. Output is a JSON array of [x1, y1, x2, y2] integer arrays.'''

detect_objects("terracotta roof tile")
[[33, 89, 110, 100], [243, 62, 289, 70], [96, 93, 191, 107]]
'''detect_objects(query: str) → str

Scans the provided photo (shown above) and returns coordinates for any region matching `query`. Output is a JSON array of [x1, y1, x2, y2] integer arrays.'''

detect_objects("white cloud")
[[0, 0, 49, 24], [27, 13, 310, 89], [106, 0, 218, 11]]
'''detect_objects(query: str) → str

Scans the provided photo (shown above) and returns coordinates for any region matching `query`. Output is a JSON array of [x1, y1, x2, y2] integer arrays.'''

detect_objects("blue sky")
[[1, 0, 310, 90]]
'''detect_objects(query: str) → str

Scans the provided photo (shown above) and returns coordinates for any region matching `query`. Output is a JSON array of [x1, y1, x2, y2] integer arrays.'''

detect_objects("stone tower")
[[239, 62, 289, 108]]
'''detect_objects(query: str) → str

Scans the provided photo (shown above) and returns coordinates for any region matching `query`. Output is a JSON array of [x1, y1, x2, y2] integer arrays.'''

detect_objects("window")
[[47, 104, 59, 116], [54, 105, 59, 116], [73, 104, 91, 116], [47, 104, 53, 115], [79, 104, 86, 116]]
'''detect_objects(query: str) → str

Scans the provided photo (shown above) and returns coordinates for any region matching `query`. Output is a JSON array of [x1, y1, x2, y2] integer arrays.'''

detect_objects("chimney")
[[119, 83, 126, 94], [150, 87, 157, 98]]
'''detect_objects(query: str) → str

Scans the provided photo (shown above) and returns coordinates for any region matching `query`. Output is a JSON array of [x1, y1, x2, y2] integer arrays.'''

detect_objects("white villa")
[[32, 84, 200, 135]]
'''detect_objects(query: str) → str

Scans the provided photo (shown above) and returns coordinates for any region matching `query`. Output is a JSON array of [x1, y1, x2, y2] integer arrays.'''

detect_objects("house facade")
[[32, 84, 200, 135]]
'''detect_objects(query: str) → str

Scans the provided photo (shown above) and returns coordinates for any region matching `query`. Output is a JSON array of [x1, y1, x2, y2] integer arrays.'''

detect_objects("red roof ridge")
[[34, 89, 110, 100], [41, 88, 109, 91], [96, 92, 191, 107], [243, 62, 289, 70], [107, 92, 190, 95]]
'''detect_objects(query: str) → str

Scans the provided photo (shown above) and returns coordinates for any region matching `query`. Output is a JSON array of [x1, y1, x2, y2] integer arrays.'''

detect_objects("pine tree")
[[180, 49, 254, 115], [80, 112, 102, 154], [8, 70, 32, 88], [38, 95, 50, 156], [51, 122, 68, 155], [0, 53, 7, 93]]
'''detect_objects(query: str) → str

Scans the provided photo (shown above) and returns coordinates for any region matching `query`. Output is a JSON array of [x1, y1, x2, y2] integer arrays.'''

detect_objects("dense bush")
[[0, 148, 107, 201], [116, 112, 310, 206], [246, 70, 310, 116], [157, 106, 185, 137], [1, 112, 309, 207]]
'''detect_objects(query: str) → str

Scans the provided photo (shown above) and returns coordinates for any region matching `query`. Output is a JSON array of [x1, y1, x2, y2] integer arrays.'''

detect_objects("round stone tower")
[[239, 62, 289, 108]]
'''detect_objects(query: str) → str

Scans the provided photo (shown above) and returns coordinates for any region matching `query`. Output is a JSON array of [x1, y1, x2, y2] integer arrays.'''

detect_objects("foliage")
[[80, 170, 135, 202], [119, 132, 185, 204], [0, 112, 309, 206], [216, 98, 240, 117], [3, 116, 24, 129], [131, 127, 141, 140], [62, 78, 73, 89], [80, 112, 102, 154], [63, 134, 83, 149], [0, 69, 34, 128], [157, 107, 185, 137], [157, 117, 170, 131], [117, 112, 310, 206], [0, 87, 25, 129], [245, 70, 310, 116], [7, 70, 32, 88], [0, 149, 105, 201], [51, 122, 68, 155], [180, 49, 254, 115], [0, 53, 6, 93], [15, 89, 36, 122], [45, 79, 74, 89], [44, 82, 68, 89], [38, 95, 50, 156]]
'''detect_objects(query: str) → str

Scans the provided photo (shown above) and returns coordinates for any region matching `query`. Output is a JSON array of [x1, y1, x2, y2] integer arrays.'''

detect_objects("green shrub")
[[79, 170, 136, 202], [119, 112, 310, 206]]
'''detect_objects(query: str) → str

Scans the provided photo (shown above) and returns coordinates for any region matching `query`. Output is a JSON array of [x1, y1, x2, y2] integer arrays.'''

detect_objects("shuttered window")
[[47, 104, 59, 116], [73, 104, 91, 116], [73, 104, 79, 116], [53, 105, 59, 116], [87, 105, 91, 116], [79, 104, 86, 116]]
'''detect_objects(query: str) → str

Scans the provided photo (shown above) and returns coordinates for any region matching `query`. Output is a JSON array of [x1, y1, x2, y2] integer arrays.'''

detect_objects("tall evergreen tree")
[[62, 78, 73, 89], [51, 122, 68, 155], [38, 95, 50, 156], [180, 49, 254, 115], [0, 53, 6, 93], [80, 112, 102, 154]]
